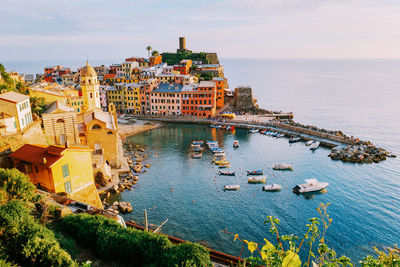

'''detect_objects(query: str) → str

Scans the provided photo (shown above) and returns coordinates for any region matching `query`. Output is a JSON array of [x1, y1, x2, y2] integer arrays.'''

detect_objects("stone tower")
[[80, 61, 100, 112]]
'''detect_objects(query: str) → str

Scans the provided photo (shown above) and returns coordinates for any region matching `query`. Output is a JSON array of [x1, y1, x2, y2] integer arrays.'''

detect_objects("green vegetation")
[[0, 63, 27, 94], [53, 213, 210, 266], [152, 50, 159, 56], [146, 45, 152, 58], [161, 51, 211, 65], [232, 203, 400, 266], [30, 96, 47, 116], [0, 168, 211, 266]]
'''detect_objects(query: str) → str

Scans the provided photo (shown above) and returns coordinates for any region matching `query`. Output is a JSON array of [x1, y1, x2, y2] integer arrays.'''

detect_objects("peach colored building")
[[150, 84, 182, 116]]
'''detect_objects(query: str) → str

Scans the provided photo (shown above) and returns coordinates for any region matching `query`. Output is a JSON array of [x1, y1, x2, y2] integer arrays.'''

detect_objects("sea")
[[3, 58, 400, 263]]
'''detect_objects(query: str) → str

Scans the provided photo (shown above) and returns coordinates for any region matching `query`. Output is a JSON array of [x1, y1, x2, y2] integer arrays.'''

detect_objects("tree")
[[30, 97, 47, 116], [145, 46, 152, 58], [151, 50, 159, 56]]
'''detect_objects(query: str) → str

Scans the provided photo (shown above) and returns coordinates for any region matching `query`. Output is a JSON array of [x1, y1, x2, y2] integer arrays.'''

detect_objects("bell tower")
[[80, 61, 100, 111]]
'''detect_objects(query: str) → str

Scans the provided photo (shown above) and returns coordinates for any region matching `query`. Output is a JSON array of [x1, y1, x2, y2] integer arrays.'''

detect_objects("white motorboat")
[[214, 152, 225, 157], [263, 184, 282, 191], [223, 184, 240, 191], [310, 141, 320, 150], [249, 129, 259, 133], [305, 140, 314, 146], [292, 179, 329, 193], [233, 140, 239, 148], [248, 176, 267, 183], [289, 137, 301, 143], [276, 133, 285, 138], [272, 163, 294, 171]]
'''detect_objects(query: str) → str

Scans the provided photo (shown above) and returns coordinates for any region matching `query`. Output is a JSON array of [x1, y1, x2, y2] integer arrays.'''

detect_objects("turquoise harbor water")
[[4, 59, 400, 262]]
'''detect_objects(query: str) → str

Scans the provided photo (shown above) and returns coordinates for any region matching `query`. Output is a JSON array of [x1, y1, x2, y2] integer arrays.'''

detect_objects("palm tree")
[[146, 46, 152, 58]]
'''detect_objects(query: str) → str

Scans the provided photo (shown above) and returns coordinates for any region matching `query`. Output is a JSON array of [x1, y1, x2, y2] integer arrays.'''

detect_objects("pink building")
[[140, 78, 159, 115], [150, 84, 183, 116]]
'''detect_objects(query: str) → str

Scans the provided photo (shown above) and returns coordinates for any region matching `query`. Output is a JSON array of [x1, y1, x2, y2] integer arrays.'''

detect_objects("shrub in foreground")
[[0, 200, 74, 266], [57, 213, 210, 266]]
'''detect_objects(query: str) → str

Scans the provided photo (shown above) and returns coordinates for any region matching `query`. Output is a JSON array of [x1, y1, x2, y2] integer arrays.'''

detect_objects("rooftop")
[[199, 81, 216, 88], [10, 144, 91, 168], [45, 101, 75, 114], [153, 83, 183, 93], [0, 91, 29, 103]]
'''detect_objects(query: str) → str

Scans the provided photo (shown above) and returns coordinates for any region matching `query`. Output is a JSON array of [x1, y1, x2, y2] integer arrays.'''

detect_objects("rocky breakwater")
[[329, 141, 396, 164], [101, 143, 152, 214]]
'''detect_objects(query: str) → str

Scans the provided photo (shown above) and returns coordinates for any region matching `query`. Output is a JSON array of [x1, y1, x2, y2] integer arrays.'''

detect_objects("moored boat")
[[249, 129, 259, 133], [276, 133, 285, 138], [214, 152, 225, 157], [247, 170, 264, 175], [191, 152, 203, 159], [233, 140, 239, 148], [223, 184, 240, 191], [292, 179, 329, 193], [214, 160, 230, 165], [310, 141, 320, 150], [219, 162, 231, 168], [263, 184, 282, 191], [248, 175, 267, 183], [192, 147, 204, 152], [305, 140, 314, 146], [289, 136, 301, 143], [272, 164, 293, 171], [218, 171, 235, 176]]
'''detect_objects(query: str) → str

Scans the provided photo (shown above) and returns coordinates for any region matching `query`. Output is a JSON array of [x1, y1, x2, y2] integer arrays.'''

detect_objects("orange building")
[[173, 59, 192, 75], [149, 55, 162, 67], [181, 81, 216, 118], [213, 77, 225, 110]]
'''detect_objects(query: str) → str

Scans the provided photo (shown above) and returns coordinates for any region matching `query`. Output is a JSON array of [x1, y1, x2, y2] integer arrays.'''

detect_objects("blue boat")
[[247, 170, 264, 175]]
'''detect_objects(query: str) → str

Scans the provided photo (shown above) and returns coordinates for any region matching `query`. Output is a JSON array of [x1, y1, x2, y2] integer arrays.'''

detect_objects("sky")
[[1, 0, 400, 61]]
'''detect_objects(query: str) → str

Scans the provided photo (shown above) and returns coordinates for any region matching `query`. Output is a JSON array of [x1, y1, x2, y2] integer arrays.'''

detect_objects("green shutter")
[[64, 181, 72, 193], [62, 164, 69, 177]]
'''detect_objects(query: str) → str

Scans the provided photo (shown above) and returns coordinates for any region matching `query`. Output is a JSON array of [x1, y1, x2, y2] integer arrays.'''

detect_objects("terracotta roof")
[[45, 101, 74, 114], [103, 74, 116, 79], [10, 144, 92, 168], [0, 91, 29, 103]]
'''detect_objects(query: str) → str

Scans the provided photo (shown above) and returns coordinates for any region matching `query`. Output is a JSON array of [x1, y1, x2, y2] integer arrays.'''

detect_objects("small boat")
[[191, 152, 203, 159], [212, 148, 224, 153], [292, 179, 329, 193], [310, 141, 320, 150], [191, 143, 201, 147], [276, 133, 285, 138], [248, 176, 267, 183], [272, 164, 293, 171], [214, 152, 225, 157], [249, 129, 259, 133], [223, 184, 240, 191], [289, 137, 301, 143], [233, 140, 239, 148], [219, 163, 231, 168], [192, 140, 204, 145], [247, 170, 264, 175], [218, 171, 235, 176], [263, 184, 282, 191], [210, 125, 221, 128], [214, 160, 230, 165], [192, 147, 203, 152], [270, 132, 278, 137], [305, 140, 314, 146]]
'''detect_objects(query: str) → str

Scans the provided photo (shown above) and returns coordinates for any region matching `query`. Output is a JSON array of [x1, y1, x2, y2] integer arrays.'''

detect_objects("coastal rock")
[[118, 202, 133, 214], [145, 164, 151, 168], [112, 184, 119, 192]]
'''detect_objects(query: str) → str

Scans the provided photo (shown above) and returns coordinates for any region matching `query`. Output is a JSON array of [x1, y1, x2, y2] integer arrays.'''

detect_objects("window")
[[35, 166, 39, 173], [90, 93, 93, 98], [64, 181, 72, 193], [91, 124, 101, 130], [62, 164, 70, 177]]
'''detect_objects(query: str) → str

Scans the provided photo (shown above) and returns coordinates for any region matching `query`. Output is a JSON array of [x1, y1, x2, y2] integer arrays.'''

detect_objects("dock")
[[125, 115, 354, 148]]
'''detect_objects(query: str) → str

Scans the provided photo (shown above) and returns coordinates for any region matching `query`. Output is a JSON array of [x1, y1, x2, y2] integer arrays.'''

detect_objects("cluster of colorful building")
[[0, 37, 229, 210]]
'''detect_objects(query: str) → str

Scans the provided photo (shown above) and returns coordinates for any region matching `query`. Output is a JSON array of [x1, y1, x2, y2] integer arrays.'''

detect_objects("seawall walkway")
[[125, 115, 355, 148]]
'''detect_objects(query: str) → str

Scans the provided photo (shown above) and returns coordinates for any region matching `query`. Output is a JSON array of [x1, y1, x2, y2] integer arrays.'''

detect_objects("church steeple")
[[80, 61, 100, 112]]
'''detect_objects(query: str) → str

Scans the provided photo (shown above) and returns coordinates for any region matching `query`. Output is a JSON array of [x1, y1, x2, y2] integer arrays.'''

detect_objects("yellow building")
[[114, 83, 141, 114], [106, 86, 124, 113], [29, 83, 83, 112], [0, 91, 33, 132], [10, 144, 102, 208], [42, 101, 80, 145], [77, 107, 120, 168], [80, 61, 101, 111]]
